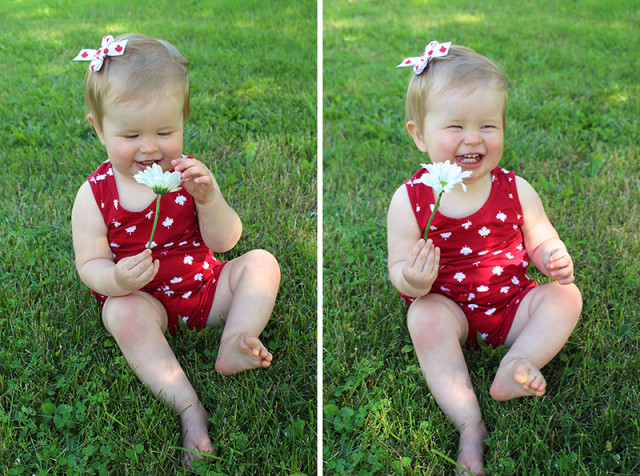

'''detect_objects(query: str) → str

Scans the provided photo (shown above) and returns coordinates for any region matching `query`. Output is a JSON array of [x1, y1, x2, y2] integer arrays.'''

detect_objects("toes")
[[513, 364, 529, 385]]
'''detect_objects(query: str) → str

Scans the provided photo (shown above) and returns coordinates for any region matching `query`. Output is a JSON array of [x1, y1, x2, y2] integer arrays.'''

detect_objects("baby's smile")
[[456, 154, 483, 167]]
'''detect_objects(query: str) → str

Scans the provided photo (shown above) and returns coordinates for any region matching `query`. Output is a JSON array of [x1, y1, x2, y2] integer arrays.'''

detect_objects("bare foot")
[[215, 331, 273, 375], [456, 423, 488, 475], [181, 402, 214, 467], [490, 357, 546, 401]]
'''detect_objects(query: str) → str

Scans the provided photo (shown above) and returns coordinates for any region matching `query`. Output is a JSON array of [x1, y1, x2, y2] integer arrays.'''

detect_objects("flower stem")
[[147, 195, 161, 249], [424, 191, 443, 241]]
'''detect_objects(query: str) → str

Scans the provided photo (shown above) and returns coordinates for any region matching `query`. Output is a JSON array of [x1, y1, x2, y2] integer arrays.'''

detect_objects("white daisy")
[[134, 164, 182, 195], [415, 160, 473, 194]]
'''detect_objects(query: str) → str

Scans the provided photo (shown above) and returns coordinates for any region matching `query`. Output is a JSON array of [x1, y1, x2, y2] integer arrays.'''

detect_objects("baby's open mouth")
[[137, 160, 161, 168], [456, 154, 482, 165]]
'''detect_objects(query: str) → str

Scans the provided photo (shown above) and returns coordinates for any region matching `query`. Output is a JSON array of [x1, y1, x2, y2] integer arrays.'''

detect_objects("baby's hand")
[[172, 156, 217, 205], [544, 248, 574, 285], [402, 239, 440, 295], [114, 249, 159, 292]]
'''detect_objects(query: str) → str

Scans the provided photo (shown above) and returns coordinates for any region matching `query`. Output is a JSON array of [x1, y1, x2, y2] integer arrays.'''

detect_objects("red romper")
[[87, 160, 226, 335], [402, 166, 536, 348]]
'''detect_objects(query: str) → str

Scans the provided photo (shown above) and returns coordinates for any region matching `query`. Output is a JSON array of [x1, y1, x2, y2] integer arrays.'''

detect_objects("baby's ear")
[[406, 121, 428, 153], [86, 113, 105, 145]]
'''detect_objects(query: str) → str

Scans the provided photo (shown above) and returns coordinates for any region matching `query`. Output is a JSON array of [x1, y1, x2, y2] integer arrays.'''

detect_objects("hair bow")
[[73, 35, 128, 72], [396, 41, 452, 75]]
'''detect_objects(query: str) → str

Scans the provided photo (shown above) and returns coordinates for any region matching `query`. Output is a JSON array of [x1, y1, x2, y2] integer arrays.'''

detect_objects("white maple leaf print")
[[112, 220, 121, 228], [163, 217, 174, 228], [473, 261, 481, 267], [492, 266, 503, 276], [193, 241, 201, 247], [182, 291, 192, 299], [477, 285, 489, 292], [96, 174, 107, 181], [500, 286, 510, 294], [164, 242, 174, 248], [496, 211, 507, 222], [468, 293, 476, 301], [506, 252, 514, 259], [184, 255, 193, 265], [110, 242, 120, 248], [493, 250, 503, 255], [179, 241, 188, 246], [145, 210, 154, 220], [194, 273, 203, 281], [512, 276, 520, 285], [522, 261, 529, 267], [509, 193, 514, 199], [125, 225, 137, 235], [440, 285, 451, 292], [114, 199, 119, 210], [170, 277, 183, 284], [485, 308, 496, 316], [454, 272, 466, 282], [158, 285, 174, 296], [462, 220, 472, 230], [100, 201, 105, 209], [441, 232, 452, 240], [478, 250, 489, 256], [203, 261, 210, 270], [149, 241, 157, 249], [416, 205, 421, 212], [460, 246, 473, 256], [175, 195, 187, 206], [468, 304, 479, 310], [478, 226, 491, 237]]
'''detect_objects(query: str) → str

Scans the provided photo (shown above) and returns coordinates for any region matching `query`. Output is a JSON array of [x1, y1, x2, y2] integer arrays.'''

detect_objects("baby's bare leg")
[[207, 250, 280, 375], [490, 282, 582, 401], [102, 291, 213, 466], [408, 294, 487, 476]]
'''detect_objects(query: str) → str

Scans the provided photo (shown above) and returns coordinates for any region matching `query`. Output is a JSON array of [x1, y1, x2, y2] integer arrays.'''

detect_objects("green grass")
[[0, 0, 316, 474], [323, 0, 639, 474]]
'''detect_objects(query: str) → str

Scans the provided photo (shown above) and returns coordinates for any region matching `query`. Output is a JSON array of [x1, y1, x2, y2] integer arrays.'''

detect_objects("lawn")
[[323, 0, 639, 474], [0, 0, 317, 474]]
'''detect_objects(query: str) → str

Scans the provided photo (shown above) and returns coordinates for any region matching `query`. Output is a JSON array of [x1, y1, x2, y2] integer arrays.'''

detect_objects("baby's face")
[[94, 95, 184, 179], [420, 85, 505, 185]]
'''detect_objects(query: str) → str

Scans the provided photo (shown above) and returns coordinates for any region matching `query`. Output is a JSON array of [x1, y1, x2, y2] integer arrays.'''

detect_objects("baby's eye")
[[481, 124, 496, 129], [124, 134, 139, 139], [448, 125, 463, 129], [158, 132, 172, 137]]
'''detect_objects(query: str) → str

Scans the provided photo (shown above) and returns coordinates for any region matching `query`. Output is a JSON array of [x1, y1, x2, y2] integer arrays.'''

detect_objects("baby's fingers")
[[405, 239, 426, 268]]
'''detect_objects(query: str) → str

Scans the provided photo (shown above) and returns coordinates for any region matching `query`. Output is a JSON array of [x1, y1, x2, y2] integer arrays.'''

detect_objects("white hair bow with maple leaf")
[[73, 35, 128, 72], [397, 40, 452, 75]]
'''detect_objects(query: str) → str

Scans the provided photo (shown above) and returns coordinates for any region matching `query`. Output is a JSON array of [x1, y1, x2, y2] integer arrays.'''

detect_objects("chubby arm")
[[72, 182, 159, 296], [517, 176, 575, 285], [387, 185, 440, 297], [172, 156, 242, 253]]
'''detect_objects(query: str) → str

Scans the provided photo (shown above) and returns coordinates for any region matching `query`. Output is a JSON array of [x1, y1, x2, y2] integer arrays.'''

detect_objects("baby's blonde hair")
[[405, 45, 507, 132], [84, 33, 190, 130]]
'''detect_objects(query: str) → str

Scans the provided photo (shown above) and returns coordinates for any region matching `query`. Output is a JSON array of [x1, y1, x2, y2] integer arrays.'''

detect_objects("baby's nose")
[[140, 137, 159, 153], [463, 130, 482, 145]]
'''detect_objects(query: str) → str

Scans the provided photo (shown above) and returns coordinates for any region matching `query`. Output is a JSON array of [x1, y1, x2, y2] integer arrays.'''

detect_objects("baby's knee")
[[246, 249, 281, 282], [102, 293, 165, 341], [553, 281, 582, 318], [406, 296, 463, 342]]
